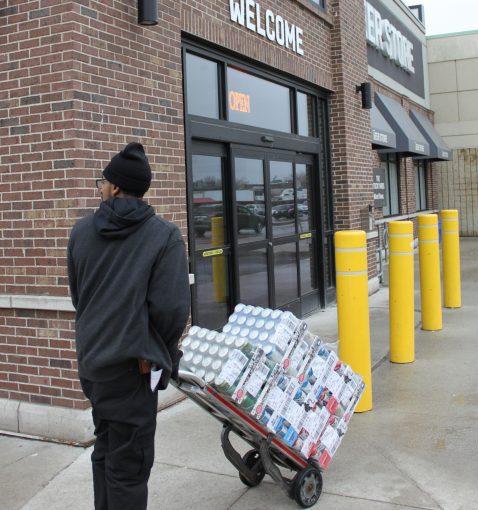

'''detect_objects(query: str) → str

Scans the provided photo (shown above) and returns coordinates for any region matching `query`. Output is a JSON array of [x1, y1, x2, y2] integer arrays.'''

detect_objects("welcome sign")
[[229, 0, 305, 56]]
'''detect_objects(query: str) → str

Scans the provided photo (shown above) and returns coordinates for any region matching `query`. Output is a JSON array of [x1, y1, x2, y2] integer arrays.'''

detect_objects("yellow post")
[[441, 210, 461, 308], [335, 230, 372, 412], [211, 216, 226, 303], [389, 221, 414, 363], [418, 214, 442, 331]]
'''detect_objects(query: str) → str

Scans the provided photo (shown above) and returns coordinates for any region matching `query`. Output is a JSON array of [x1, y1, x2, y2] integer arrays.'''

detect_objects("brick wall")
[[182, 0, 333, 90], [1, 0, 185, 408], [0, 308, 86, 407], [327, 0, 376, 276]]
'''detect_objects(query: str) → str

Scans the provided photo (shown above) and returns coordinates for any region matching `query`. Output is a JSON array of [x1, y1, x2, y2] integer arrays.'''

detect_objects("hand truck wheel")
[[292, 466, 323, 508], [238, 449, 265, 487]]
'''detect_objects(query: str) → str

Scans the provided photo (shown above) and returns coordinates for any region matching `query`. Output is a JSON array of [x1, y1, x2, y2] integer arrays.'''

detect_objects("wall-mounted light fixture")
[[356, 82, 373, 109], [138, 0, 158, 26]]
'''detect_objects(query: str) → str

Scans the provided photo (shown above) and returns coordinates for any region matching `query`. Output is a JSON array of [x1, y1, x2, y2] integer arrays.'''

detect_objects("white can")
[[255, 319, 265, 329], [239, 328, 250, 338], [231, 326, 241, 337], [199, 343, 209, 354], [183, 351, 194, 364], [204, 371, 215, 384], [218, 347, 229, 359], [197, 328, 208, 339], [271, 309, 282, 320], [201, 357, 212, 368], [234, 303, 246, 313], [181, 336, 192, 349], [208, 344, 219, 356], [215, 333, 226, 344], [224, 336, 236, 347], [188, 325, 201, 336], [249, 330, 259, 342], [190, 339, 201, 351], [252, 306, 263, 317], [211, 359, 222, 372]]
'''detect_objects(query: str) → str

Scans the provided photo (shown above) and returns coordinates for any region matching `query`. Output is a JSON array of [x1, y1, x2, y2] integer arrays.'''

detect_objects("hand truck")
[[172, 370, 324, 508]]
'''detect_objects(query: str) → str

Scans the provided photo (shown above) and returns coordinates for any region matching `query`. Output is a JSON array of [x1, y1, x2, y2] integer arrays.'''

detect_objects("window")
[[297, 92, 315, 137], [227, 66, 291, 133], [309, 0, 326, 9], [185, 53, 219, 119], [415, 160, 428, 211], [381, 154, 400, 217], [184, 49, 323, 138]]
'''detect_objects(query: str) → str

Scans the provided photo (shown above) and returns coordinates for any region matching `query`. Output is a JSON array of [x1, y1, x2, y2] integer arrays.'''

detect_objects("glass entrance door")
[[189, 143, 321, 329], [232, 148, 319, 317]]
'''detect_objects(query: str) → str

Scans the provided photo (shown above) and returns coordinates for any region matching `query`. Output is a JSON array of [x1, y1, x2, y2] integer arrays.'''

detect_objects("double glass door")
[[190, 143, 321, 329]]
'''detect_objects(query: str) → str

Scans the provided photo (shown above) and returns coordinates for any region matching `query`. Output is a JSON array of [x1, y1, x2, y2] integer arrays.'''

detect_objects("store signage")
[[365, 0, 425, 99], [229, 0, 304, 56], [373, 168, 386, 208], [372, 129, 389, 145], [299, 233, 312, 239], [365, 1, 414, 74], [229, 90, 251, 113]]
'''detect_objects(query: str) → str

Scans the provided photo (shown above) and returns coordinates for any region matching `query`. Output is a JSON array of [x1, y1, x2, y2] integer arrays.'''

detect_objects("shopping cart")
[[172, 369, 324, 508]]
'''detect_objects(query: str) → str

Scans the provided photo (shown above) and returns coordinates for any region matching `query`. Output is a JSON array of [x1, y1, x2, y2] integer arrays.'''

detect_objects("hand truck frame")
[[172, 370, 323, 508]]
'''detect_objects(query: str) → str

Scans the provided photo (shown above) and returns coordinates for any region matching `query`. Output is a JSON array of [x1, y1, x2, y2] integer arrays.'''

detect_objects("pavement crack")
[[373, 446, 445, 510], [324, 491, 441, 509]]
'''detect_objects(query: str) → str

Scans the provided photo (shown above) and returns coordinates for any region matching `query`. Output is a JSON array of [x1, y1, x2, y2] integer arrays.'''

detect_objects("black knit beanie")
[[103, 142, 152, 196]]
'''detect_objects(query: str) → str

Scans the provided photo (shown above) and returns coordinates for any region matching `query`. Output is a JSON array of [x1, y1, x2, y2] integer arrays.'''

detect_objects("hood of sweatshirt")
[[94, 198, 155, 239]]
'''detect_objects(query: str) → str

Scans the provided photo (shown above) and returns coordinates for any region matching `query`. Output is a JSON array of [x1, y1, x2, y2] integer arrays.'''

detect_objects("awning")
[[370, 104, 396, 149], [374, 93, 430, 157], [409, 110, 452, 161]]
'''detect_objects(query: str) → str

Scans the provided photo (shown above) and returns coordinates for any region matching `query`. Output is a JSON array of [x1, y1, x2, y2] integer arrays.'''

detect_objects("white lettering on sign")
[[364, 1, 415, 74], [441, 150, 449, 159], [373, 130, 388, 143], [415, 142, 425, 152], [229, 0, 304, 56]]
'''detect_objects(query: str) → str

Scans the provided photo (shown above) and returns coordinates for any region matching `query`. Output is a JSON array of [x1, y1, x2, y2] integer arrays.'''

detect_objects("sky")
[[405, 0, 478, 36]]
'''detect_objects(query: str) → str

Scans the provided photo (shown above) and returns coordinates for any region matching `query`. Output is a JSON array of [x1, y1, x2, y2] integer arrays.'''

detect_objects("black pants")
[[81, 367, 158, 510]]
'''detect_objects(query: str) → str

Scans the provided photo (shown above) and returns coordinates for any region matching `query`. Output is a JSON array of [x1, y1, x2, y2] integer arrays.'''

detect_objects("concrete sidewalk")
[[2, 238, 477, 510]]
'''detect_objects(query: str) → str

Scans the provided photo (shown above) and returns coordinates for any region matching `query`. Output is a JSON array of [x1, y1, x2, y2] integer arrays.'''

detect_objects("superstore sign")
[[229, 0, 304, 56], [364, 0, 415, 74]]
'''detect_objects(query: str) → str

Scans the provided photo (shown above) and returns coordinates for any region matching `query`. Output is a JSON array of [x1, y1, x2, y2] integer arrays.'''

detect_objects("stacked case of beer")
[[179, 304, 364, 470]]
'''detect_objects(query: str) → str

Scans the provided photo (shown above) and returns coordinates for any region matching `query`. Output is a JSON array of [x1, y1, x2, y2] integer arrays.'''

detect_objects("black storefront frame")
[[182, 39, 334, 325], [230, 146, 321, 318]]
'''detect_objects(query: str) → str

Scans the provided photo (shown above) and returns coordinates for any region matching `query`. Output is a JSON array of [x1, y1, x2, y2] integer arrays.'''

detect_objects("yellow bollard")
[[441, 210, 461, 308], [211, 216, 226, 303], [418, 214, 442, 331], [335, 230, 372, 412], [389, 221, 414, 363]]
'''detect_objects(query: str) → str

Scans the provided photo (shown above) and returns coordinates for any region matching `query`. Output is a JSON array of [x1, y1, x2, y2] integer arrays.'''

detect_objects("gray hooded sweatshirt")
[[67, 197, 190, 388]]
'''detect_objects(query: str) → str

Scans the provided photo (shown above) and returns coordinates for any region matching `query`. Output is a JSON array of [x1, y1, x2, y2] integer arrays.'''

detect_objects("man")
[[67, 142, 190, 510]]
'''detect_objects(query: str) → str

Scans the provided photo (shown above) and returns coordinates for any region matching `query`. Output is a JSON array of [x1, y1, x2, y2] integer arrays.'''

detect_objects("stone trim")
[[0, 275, 195, 312], [0, 386, 186, 445], [0, 295, 75, 312]]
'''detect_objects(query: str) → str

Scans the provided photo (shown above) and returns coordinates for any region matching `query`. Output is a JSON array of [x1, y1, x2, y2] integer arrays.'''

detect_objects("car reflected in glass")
[[194, 204, 265, 237]]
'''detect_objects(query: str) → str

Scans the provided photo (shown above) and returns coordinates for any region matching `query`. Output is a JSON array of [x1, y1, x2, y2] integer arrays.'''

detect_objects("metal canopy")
[[370, 104, 397, 149], [374, 93, 430, 157], [409, 110, 452, 161]]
